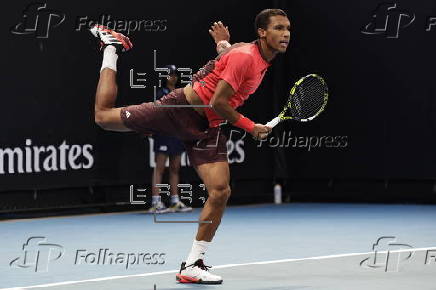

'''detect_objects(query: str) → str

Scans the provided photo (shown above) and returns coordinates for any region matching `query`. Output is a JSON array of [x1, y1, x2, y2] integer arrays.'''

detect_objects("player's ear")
[[257, 28, 266, 38]]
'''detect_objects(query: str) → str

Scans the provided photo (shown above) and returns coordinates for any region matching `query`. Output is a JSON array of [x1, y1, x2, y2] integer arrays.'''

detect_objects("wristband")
[[216, 40, 231, 51], [233, 114, 255, 132]]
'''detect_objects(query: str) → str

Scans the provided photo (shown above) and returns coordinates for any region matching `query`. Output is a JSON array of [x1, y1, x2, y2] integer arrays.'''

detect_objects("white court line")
[[2, 246, 436, 290]]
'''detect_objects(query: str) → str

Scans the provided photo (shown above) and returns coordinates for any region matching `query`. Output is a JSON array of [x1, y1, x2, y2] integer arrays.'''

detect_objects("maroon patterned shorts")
[[120, 88, 228, 166]]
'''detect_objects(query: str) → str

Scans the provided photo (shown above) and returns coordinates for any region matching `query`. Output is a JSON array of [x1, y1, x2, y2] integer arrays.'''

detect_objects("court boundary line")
[[3, 246, 436, 290]]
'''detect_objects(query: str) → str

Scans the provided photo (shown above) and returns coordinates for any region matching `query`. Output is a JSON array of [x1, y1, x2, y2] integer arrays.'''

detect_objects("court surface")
[[1, 203, 436, 289]]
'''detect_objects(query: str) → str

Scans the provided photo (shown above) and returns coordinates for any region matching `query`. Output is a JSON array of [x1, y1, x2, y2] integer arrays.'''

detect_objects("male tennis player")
[[90, 8, 290, 284]]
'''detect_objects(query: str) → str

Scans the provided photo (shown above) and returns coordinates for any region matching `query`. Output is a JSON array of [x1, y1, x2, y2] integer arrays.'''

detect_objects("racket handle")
[[266, 117, 281, 128]]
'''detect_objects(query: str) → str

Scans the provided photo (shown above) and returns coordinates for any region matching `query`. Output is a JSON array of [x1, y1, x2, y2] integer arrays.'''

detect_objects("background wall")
[[2, 0, 436, 208]]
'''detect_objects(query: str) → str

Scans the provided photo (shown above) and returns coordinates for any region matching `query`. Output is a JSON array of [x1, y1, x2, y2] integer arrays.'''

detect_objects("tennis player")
[[90, 8, 290, 284]]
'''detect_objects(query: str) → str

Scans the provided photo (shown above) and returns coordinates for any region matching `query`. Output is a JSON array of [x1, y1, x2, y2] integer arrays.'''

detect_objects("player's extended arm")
[[210, 80, 239, 123], [211, 80, 270, 139], [209, 21, 231, 54]]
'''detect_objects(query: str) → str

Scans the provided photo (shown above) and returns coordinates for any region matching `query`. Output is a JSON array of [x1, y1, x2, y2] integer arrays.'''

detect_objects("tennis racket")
[[266, 74, 328, 128]]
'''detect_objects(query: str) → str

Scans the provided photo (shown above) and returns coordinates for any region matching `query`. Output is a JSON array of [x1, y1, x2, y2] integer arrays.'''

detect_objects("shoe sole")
[[176, 274, 222, 284], [89, 25, 132, 51]]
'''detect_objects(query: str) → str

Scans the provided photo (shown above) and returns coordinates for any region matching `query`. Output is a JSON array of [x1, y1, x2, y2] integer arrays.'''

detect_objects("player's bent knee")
[[94, 108, 130, 132], [95, 109, 115, 129], [95, 111, 108, 129], [208, 186, 231, 206]]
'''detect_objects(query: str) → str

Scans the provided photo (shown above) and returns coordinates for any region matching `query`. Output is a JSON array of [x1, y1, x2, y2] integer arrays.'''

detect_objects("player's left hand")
[[209, 21, 230, 44]]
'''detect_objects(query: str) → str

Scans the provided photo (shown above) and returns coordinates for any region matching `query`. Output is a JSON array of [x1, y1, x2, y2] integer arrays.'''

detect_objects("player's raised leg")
[[90, 25, 133, 132]]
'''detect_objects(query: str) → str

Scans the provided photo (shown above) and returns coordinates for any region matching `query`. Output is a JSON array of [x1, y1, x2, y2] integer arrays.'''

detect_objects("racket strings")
[[291, 76, 327, 120]]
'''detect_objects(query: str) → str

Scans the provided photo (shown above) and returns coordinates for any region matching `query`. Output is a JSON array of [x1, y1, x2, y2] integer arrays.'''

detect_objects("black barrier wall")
[[272, 0, 436, 179], [2, 0, 436, 192]]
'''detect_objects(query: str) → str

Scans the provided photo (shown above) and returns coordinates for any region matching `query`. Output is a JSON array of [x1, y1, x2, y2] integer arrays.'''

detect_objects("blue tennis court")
[[2, 203, 436, 289]]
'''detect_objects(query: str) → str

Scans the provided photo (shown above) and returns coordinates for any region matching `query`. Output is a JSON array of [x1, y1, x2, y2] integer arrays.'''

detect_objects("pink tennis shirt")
[[192, 41, 271, 127]]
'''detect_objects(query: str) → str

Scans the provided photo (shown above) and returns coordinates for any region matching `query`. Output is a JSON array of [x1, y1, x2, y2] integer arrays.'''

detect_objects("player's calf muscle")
[[95, 70, 118, 112], [94, 69, 130, 131]]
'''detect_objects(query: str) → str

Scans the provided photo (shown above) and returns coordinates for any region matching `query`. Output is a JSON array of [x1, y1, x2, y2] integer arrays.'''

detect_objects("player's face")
[[262, 15, 291, 53]]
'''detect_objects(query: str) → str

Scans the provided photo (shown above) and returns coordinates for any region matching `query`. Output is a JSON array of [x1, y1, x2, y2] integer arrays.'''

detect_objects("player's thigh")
[[195, 161, 230, 191]]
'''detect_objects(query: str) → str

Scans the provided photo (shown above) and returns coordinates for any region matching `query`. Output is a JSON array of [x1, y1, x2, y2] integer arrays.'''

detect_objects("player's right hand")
[[209, 21, 230, 44], [250, 124, 271, 141]]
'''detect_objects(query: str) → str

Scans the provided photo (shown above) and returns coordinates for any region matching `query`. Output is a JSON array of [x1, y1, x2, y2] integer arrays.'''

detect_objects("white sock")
[[171, 194, 180, 204], [100, 45, 118, 72], [186, 240, 210, 265], [152, 195, 161, 205]]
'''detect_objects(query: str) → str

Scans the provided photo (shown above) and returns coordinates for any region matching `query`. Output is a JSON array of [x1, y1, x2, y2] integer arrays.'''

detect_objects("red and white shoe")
[[89, 25, 133, 53], [176, 259, 223, 284]]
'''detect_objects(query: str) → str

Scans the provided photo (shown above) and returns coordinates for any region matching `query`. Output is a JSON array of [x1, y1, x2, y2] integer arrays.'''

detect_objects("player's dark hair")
[[254, 9, 287, 37]]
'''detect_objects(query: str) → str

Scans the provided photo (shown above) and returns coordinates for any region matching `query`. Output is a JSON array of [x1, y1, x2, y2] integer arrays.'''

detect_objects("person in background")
[[148, 65, 193, 214]]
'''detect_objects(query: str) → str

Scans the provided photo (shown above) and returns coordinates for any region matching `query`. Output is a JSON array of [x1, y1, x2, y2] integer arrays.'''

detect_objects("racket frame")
[[266, 74, 328, 128]]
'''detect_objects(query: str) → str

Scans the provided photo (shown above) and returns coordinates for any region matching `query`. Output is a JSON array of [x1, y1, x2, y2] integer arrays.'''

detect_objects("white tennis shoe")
[[176, 259, 223, 284]]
